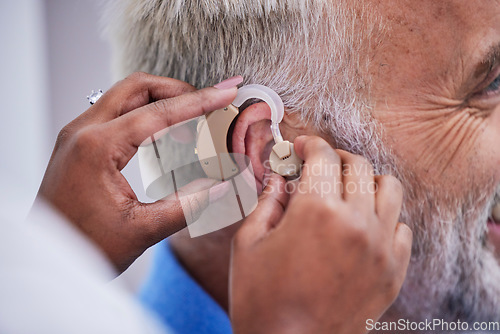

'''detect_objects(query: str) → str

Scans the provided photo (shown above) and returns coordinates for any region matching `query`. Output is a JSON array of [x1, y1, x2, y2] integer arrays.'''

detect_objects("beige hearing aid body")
[[196, 104, 240, 180], [195, 84, 303, 178]]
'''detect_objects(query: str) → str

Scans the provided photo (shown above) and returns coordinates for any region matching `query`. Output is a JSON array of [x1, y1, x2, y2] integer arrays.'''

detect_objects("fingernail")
[[214, 76, 243, 90]]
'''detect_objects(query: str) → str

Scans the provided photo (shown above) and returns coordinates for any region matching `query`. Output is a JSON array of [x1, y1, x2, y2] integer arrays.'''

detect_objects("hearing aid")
[[195, 84, 303, 178], [138, 84, 295, 236]]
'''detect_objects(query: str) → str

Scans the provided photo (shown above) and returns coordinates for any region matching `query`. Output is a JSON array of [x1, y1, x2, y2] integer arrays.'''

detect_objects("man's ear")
[[231, 102, 274, 193], [230, 102, 316, 191]]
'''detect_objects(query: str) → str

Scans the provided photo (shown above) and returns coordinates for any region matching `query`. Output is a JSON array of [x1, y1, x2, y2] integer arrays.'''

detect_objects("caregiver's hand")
[[37, 72, 241, 273], [230, 136, 412, 334]]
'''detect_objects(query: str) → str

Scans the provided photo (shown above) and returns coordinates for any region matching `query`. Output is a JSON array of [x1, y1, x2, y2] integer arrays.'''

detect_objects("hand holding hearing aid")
[[230, 136, 413, 334], [36, 72, 241, 273]]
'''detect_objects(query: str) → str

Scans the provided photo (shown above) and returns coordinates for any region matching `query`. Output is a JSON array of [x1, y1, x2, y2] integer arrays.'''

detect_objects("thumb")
[[133, 178, 223, 246], [234, 174, 289, 248]]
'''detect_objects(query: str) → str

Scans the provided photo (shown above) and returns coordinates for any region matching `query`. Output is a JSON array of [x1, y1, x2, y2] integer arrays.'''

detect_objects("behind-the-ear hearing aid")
[[195, 84, 303, 178]]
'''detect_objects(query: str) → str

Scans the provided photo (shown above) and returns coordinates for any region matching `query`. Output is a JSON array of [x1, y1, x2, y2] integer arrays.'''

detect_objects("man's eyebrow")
[[475, 42, 500, 79]]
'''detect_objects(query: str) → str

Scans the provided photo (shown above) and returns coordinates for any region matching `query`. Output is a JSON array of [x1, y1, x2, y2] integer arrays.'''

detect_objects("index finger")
[[293, 136, 343, 201], [110, 84, 240, 169], [86, 72, 197, 124]]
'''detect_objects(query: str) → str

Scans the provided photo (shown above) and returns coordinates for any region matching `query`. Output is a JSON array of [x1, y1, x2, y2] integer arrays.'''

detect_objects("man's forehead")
[[375, 0, 500, 58], [369, 0, 500, 100], [375, 0, 498, 26]]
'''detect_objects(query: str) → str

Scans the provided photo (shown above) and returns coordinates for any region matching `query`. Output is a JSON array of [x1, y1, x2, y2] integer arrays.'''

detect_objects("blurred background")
[[0, 0, 152, 292]]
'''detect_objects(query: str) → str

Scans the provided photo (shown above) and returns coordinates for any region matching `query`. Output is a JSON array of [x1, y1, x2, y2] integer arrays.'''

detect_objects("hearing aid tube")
[[232, 84, 285, 144]]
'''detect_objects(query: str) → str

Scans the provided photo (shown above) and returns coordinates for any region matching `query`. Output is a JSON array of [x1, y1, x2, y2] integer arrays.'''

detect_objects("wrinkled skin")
[[372, 0, 500, 193], [369, 0, 500, 325]]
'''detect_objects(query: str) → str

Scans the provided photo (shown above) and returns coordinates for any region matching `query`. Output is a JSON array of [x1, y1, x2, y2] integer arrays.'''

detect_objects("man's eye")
[[482, 74, 500, 96], [467, 71, 500, 109]]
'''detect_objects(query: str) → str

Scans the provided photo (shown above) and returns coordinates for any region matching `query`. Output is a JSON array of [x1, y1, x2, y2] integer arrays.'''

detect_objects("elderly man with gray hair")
[[104, 0, 500, 333]]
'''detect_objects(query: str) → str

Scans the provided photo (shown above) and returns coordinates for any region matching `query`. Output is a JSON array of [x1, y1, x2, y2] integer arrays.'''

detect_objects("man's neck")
[[169, 224, 240, 311]]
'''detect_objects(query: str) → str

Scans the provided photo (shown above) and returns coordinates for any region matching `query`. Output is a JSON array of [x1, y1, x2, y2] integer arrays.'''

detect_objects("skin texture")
[[371, 0, 500, 191], [170, 0, 500, 325], [369, 0, 500, 324]]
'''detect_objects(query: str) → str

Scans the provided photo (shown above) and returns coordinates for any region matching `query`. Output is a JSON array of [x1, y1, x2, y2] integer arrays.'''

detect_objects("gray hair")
[[103, 0, 387, 165]]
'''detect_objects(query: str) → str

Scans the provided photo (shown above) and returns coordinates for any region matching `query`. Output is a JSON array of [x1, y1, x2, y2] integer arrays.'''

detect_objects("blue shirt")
[[139, 240, 232, 334]]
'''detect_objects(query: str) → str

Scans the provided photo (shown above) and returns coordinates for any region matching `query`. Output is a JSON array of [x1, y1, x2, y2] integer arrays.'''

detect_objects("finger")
[[87, 72, 197, 124], [110, 84, 240, 169], [336, 150, 376, 209], [132, 178, 218, 246], [293, 135, 343, 200], [374, 175, 403, 232], [392, 222, 413, 284], [234, 174, 289, 248]]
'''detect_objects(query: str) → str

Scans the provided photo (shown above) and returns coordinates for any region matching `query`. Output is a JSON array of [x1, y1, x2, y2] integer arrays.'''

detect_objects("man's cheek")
[[479, 112, 500, 182], [393, 109, 486, 189]]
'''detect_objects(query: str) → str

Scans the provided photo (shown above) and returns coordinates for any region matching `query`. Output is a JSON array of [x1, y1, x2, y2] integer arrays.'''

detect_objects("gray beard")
[[325, 114, 500, 325], [389, 170, 500, 325]]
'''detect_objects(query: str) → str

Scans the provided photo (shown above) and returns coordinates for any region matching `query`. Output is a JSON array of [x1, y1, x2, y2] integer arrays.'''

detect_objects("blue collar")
[[139, 240, 232, 334]]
